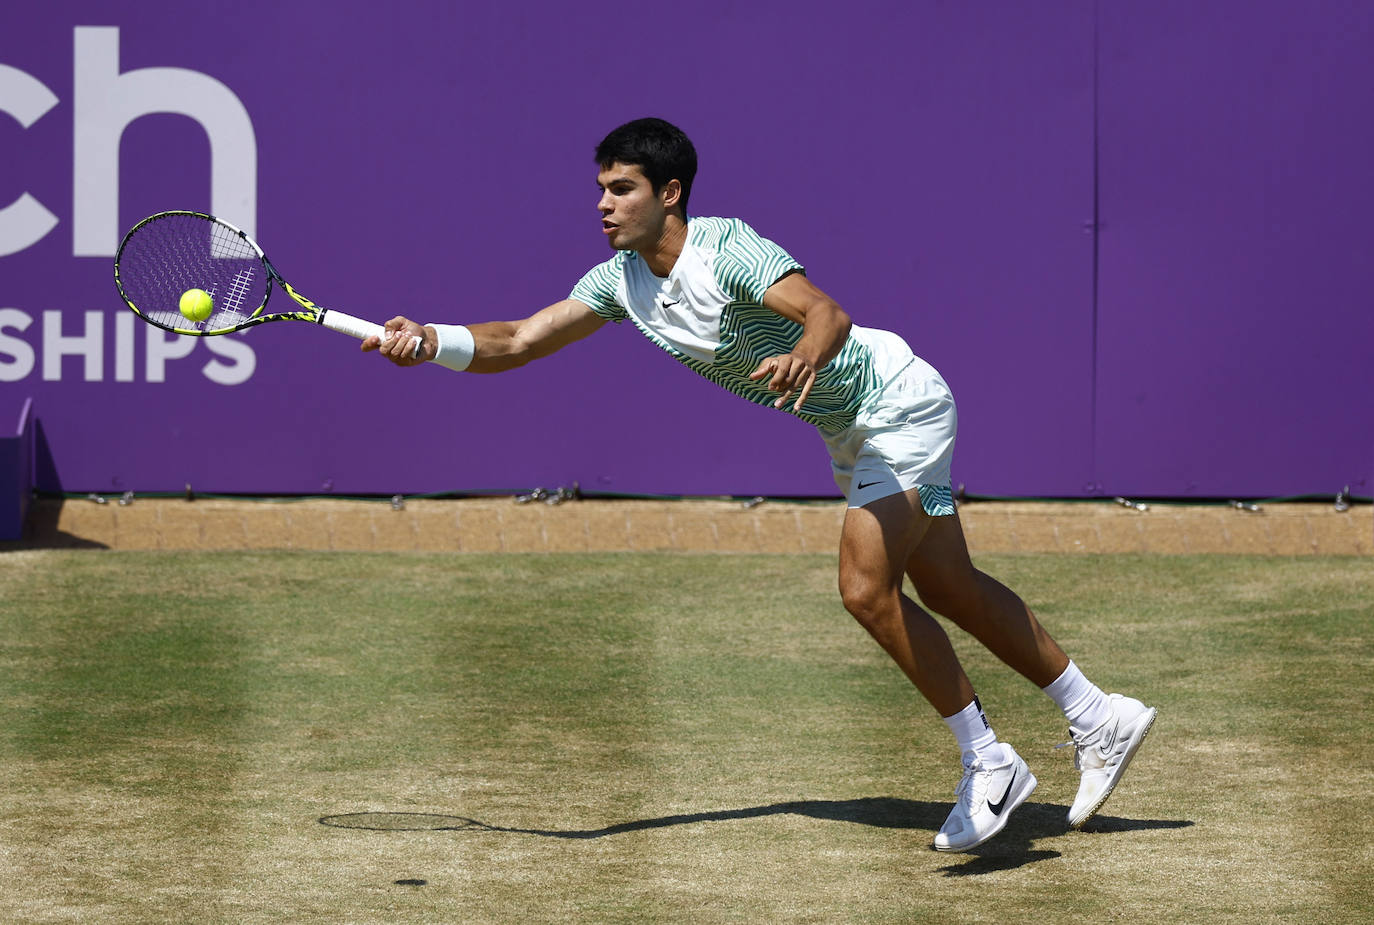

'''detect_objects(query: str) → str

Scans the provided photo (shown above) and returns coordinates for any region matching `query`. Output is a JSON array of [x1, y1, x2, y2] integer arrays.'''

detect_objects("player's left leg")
[[905, 510, 1157, 828], [904, 509, 1069, 686]]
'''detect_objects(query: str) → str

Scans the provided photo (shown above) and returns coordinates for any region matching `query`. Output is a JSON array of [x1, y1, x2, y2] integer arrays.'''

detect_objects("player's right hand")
[[364, 316, 434, 366]]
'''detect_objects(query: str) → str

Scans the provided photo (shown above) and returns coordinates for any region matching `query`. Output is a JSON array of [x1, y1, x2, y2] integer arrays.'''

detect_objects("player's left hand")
[[749, 353, 816, 412]]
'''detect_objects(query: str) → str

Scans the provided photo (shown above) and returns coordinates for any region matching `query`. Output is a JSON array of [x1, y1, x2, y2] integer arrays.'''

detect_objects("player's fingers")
[[793, 371, 815, 412], [769, 358, 797, 392], [748, 358, 777, 382], [383, 333, 413, 364], [776, 365, 815, 409]]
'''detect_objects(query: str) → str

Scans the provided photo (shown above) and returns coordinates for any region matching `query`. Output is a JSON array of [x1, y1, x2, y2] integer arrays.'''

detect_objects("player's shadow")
[[929, 800, 1194, 876], [320, 798, 1192, 875]]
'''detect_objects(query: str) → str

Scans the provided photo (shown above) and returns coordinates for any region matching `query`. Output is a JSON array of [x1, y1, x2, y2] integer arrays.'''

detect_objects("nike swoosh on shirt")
[[856, 480, 880, 490], [988, 769, 1018, 816]]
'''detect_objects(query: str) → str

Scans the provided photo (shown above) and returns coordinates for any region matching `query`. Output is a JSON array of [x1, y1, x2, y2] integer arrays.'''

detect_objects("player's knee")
[[912, 569, 982, 621], [913, 584, 956, 619], [838, 570, 892, 628]]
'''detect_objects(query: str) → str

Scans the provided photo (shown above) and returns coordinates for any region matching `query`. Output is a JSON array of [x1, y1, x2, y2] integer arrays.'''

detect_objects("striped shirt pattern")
[[570, 217, 880, 433]]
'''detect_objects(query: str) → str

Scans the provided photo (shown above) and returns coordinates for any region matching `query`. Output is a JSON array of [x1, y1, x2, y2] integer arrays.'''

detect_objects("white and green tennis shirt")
[[569, 217, 884, 434]]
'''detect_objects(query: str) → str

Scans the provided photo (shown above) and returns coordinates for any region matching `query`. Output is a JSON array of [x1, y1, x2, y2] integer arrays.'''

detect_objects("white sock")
[[1042, 661, 1112, 732], [943, 696, 1006, 767]]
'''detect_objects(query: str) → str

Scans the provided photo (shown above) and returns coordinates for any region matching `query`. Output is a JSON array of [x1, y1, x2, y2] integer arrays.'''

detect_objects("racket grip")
[[321, 310, 421, 358]]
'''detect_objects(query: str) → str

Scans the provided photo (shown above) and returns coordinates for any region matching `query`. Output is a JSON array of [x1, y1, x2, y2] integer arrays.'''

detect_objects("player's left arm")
[[749, 272, 853, 411]]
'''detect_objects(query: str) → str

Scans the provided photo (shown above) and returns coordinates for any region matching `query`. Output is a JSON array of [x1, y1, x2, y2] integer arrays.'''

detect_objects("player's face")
[[596, 162, 669, 252]]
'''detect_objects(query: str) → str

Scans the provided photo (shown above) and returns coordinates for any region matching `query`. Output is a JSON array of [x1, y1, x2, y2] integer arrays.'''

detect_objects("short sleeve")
[[569, 257, 629, 321], [713, 220, 805, 304]]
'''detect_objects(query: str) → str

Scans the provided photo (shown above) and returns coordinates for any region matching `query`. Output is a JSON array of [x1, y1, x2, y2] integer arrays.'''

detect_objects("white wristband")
[[428, 323, 475, 371]]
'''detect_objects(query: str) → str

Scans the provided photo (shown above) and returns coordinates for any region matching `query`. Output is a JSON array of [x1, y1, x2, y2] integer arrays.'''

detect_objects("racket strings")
[[220, 267, 259, 317], [116, 213, 271, 332]]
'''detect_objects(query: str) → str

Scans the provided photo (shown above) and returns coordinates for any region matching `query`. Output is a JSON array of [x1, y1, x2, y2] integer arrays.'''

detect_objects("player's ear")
[[660, 179, 682, 211]]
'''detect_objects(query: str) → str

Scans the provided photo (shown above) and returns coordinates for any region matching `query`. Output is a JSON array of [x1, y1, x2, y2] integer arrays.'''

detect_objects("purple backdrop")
[[2, 1, 1370, 499], [1094, 1, 1374, 499]]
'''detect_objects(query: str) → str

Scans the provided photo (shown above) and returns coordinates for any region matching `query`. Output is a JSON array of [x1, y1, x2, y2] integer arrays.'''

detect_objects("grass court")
[[1, 549, 1370, 922]]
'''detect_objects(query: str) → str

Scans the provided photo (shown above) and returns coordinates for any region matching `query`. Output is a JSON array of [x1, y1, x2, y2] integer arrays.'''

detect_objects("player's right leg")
[[836, 489, 971, 716], [837, 488, 1036, 852]]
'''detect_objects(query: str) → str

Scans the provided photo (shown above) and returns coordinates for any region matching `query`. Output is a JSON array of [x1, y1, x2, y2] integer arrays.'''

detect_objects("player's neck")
[[638, 215, 688, 278]]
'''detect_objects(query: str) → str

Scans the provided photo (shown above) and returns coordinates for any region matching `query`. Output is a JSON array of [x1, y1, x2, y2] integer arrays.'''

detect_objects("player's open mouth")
[[602, 222, 617, 235]]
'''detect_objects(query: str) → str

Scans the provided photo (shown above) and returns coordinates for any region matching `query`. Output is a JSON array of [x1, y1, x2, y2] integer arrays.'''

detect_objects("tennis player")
[[365, 118, 1156, 852]]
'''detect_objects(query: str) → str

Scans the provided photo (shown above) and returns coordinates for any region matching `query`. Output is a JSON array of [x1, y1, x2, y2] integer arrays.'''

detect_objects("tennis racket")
[[114, 210, 417, 354]]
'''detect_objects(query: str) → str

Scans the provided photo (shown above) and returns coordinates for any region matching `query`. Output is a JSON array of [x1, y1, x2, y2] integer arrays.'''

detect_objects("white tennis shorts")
[[823, 328, 957, 515]]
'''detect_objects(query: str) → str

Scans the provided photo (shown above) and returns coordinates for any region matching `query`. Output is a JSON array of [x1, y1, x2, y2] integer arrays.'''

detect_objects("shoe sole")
[[1068, 706, 1157, 830], [932, 770, 1038, 853]]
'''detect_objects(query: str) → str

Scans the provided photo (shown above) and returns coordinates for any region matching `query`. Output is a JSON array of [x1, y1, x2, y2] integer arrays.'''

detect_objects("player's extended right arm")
[[363, 299, 605, 371]]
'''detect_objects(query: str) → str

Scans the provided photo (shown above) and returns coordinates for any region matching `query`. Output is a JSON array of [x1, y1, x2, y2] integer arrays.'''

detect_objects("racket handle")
[[320, 309, 421, 358]]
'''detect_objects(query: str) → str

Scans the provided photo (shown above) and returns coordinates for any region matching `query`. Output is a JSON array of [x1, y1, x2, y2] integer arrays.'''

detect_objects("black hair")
[[595, 118, 698, 216]]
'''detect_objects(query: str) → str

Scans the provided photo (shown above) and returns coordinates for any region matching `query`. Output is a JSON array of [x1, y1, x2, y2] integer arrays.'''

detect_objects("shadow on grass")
[[931, 800, 1193, 876], [320, 798, 1192, 874]]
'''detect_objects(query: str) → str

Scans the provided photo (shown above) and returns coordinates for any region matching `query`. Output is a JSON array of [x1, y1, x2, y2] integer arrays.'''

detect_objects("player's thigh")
[[904, 509, 982, 617], [838, 486, 934, 608]]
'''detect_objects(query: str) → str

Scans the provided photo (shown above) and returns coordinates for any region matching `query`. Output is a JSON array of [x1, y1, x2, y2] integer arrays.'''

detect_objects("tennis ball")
[[179, 288, 214, 322]]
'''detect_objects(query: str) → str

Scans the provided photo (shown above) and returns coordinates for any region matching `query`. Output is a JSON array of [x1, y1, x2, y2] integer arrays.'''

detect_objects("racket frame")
[[114, 210, 390, 344]]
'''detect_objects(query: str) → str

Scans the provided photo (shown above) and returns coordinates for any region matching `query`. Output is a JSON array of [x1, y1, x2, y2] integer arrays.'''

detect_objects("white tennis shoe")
[[1066, 693, 1157, 828], [932, 745, 1037, 852]]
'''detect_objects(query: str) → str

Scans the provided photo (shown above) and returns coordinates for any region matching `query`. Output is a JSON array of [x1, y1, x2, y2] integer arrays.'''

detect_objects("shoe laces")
[[1053, 738, 1083, 770], [953, 758, 992, 807], [1057, 718, 1114, 770]]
